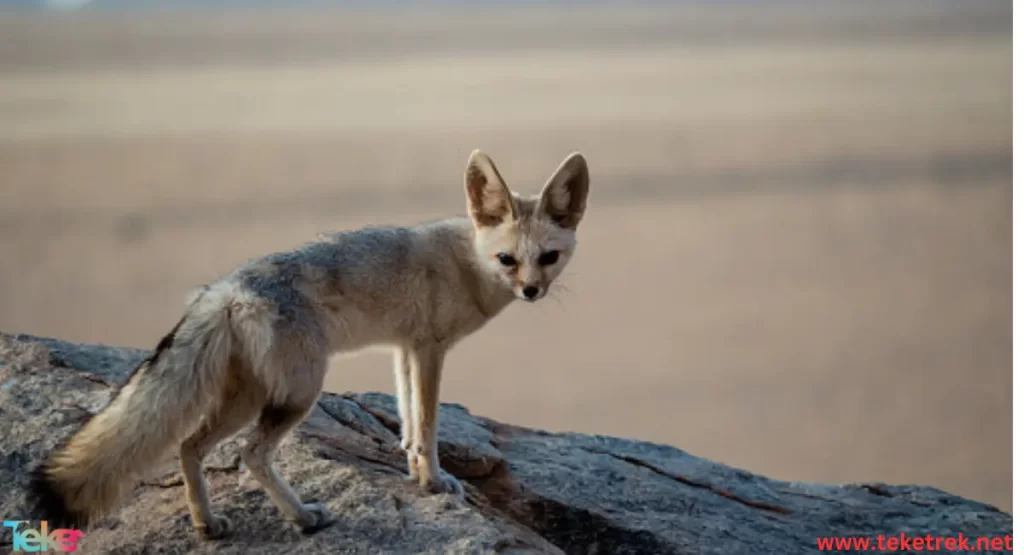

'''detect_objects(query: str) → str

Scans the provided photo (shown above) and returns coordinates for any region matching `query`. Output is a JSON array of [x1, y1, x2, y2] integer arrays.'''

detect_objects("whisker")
[[550, 282, 576, 299], [547, 282, 575, 309]]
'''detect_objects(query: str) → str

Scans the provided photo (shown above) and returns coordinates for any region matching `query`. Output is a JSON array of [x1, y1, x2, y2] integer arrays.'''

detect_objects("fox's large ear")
[[465, 150, 516, 228], [538, 152, 589, 230]]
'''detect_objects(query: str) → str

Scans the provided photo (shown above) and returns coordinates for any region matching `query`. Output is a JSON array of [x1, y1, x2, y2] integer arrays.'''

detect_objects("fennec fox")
[[28, 150, 590, 539]]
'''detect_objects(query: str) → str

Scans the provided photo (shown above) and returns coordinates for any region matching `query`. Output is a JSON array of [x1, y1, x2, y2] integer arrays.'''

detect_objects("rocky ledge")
[[0, 333, 1012, 554]]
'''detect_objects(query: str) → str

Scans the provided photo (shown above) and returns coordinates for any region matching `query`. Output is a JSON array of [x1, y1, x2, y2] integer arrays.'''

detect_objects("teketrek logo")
[[3, 520, 84, 552]]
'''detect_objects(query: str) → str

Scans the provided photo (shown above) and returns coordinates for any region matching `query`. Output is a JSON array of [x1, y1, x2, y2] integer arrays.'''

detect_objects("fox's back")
[[222, 219, 496, 351], [235, 225, 418, 304]]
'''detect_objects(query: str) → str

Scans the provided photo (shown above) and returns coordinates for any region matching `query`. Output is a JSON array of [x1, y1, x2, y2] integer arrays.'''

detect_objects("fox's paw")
[[194, 513, 232, 540], [404, 450, 422, 483], [422, 469, 465, 498], [295, 502, 335, 535]]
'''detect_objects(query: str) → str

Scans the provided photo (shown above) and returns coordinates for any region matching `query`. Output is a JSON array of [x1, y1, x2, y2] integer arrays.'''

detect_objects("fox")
[[27, 150, 590, 539]]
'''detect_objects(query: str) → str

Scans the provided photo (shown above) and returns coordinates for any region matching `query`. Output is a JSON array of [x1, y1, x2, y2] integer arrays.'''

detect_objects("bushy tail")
[[28, 289, 236, 528]]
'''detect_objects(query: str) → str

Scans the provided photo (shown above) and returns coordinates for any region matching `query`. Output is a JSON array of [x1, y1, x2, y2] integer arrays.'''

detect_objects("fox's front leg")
[[393, 348, 419, 482], [409, 345, 463, 496]]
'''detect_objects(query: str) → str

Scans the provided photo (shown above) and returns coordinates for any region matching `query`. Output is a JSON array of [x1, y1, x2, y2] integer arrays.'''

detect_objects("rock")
[[0, 333, 1012, 554]]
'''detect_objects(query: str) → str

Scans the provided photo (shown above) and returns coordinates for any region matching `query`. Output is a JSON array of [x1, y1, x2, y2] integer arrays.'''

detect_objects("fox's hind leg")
[[243, 402, 333, 533], [242, 395, 334, 534], [180, 381, 263, 540]]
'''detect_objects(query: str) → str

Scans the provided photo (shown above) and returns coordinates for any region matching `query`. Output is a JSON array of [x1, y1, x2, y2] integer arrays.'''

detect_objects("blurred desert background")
[[0, 1, 1010, 510]]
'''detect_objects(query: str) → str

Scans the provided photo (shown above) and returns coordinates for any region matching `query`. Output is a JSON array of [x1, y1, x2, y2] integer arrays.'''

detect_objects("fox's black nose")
[[522, 285, 539, 299]]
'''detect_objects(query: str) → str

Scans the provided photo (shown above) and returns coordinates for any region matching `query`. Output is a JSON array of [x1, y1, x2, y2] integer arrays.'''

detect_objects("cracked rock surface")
[[0, 333, 1012, 554]]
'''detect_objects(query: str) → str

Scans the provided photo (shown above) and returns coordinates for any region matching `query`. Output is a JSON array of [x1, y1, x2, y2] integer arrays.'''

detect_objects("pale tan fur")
[[30, 150, 590, 539]]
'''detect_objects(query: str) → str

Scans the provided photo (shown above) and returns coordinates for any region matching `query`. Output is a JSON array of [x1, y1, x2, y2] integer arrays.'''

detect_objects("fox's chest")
[[425, 301, 501, 349]]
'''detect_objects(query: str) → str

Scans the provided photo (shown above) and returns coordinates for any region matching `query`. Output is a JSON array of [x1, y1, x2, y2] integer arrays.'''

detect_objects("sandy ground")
[[0, 2, 1011, 510]]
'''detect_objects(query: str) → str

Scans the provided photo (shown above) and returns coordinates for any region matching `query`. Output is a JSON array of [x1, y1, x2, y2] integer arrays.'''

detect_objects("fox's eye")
[[496, 253, 518, 267], [538, 250, 560, 266]]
